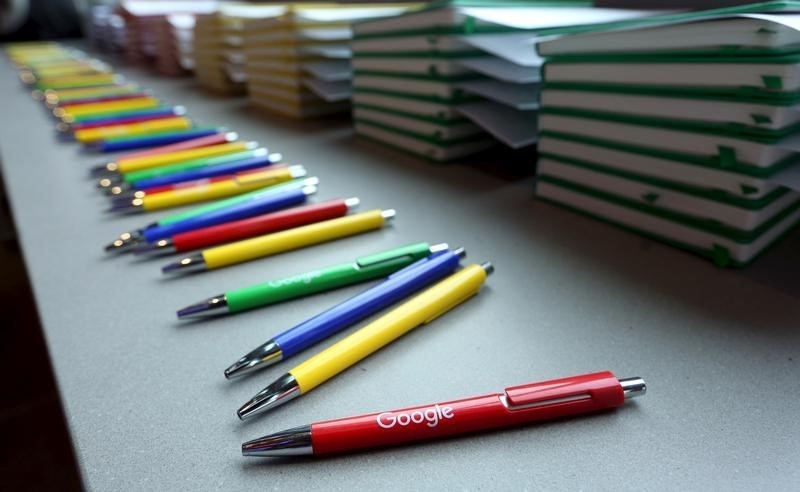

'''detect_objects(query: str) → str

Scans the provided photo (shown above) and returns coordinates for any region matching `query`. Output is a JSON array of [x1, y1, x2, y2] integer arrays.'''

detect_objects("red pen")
[[135, 198, 359, 255], [242, 371, 646, 457]]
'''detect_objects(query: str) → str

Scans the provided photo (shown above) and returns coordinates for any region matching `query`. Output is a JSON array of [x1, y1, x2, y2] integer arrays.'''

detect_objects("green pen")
[[104, 146, 270, 194], [175, 242, 445, 318], [103, 177, 318, 253]]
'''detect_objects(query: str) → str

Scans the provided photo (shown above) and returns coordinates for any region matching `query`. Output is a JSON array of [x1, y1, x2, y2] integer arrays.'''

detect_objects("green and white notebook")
[[351, 3, 657, 158]]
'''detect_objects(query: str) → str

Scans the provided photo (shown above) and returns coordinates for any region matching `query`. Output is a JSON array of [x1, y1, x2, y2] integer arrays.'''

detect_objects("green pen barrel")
[[225, 243, 434, 313], [123, 149, 267, 183]]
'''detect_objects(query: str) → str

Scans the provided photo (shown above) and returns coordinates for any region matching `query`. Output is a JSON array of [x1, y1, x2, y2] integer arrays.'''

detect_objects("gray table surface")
[[1, 52, 799, 492]]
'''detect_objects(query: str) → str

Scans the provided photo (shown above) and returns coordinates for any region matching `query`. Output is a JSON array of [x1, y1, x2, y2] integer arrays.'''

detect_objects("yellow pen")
[[39, 84, 140, 104], [236, 262, 493, 420], [54, 96, 160, 119], [107, 165, 305, 214], [73, 116, 193, 143], [161, 208, 397, 275]]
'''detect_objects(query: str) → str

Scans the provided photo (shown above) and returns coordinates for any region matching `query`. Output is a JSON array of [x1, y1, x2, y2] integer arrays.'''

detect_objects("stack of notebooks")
[[350, 1, 656, 162], [155, 14, 198, 76], [193, 3, 288, 94], [243, 3, 417, 119], [535, 1, 800, 266], [119, 1, 217, 68]]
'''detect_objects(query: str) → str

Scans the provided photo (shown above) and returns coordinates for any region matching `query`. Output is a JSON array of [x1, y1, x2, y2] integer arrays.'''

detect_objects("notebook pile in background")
[[193, 3, 287, 94], [243, 3, 418, 119], [536, 1, 800, 266], [85, 5, 127, 53], [350, 1, 657, 162]]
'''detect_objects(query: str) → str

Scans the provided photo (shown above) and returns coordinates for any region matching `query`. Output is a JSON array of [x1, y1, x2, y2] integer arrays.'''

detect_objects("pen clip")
[[502, 371, 618, 411], [356, 242, 431, 269]]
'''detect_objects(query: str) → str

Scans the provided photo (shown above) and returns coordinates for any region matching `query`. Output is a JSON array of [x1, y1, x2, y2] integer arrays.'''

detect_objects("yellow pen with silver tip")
[[236, 262, 493, 420]]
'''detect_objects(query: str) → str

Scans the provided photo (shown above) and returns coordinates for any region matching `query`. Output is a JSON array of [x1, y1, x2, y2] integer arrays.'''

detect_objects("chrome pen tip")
[[237, 373, 300, 420], [132, 239, 176, 256], [177, 295, 228, 319], [381, 209, 397, 221], [161, 254, 206, 275], [224, 340, 282, 380], [104, 232, 143, 254], [481, 261, 495, 275], [89, 163, 117, 177], [619, 377, 646, 399], [242, 425, 313, 457], [105, 197, 144, 214]]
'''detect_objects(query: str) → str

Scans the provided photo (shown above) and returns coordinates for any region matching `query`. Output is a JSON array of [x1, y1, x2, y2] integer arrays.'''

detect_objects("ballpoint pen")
[[139, 197, 355, 256], [60, 106, 187, 134], [36, 73, 120, 90], [40, 84, 140, 104], [242, 371, 646, 457], [52, 91, 149, 107], [74, 116, 193, 143], [178, 240, 435, 318], [104, 178, 319, 253], [65, 106, 175, 125], [106, 148, 272, 194], [54, 95, 160, 119], [126, 151, 281, 193], [161, 208, 397, 275], [91, 137, 248, 178], [106, 165, 305, 213], [90, 127, 221, 153], [224, 245, 462, 381], [236, 262, 491, 419], [117, 166, 285, 201]]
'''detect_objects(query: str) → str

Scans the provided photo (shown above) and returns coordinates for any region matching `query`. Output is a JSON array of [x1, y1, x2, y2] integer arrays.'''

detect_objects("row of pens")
[[7, 42, 645, 460]]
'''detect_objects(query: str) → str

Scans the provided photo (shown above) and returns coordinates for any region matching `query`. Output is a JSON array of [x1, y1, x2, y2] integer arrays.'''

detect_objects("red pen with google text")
[[242, 370, 646, 457]]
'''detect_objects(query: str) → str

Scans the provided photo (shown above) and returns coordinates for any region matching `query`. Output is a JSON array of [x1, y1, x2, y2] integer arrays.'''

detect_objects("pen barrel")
[[141, 168, 291, 211], [114, 132, 229, 163], [227, 244, 431, 314], [118, 141, 246, 173], [202, 210, 389, 270], [97, 128, 219, 153], [62, 97, 160, 118], [74, 116, 192, 143], [131, 152, 273, 188], [174, 199, 347, 253], [311, 372, 625, 455], [289, 264, 486, 393], [140, 165, 284, 195], [71, 110, 177, 130]]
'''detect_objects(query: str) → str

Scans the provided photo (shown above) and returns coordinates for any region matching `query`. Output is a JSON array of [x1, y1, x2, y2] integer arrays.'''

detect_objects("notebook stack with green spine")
[[350, 1, 658, 162], [536, 1, 800, 266], [244, 3, 418, 119]]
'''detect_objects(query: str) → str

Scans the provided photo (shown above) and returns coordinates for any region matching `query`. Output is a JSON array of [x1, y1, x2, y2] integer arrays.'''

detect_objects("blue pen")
[[133, 151, 281, 191], [223, 246, 465, 379], [89, 127, 221, 153], [132, 180, 319, 252]]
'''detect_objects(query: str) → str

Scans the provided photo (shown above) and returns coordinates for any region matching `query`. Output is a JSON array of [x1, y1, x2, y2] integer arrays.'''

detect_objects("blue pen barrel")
[[93, 128, 219, 153], [273, 251, 461, 358], [142, 187, 309, 243], [134, 154, 278, 191]]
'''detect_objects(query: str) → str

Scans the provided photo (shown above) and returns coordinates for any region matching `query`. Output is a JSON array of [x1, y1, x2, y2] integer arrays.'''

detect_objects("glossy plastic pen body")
[[237, 262, 491, 419], [180, 236, 435, 320], [162, 209, 395, 275], [107, 165, 304, 213], [90, 127, 220, 153], [242, 372, 646, 457], [224, 245, 459, 379]]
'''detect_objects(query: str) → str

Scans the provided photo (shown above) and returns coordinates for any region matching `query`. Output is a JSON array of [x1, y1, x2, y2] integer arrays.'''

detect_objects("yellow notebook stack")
[[193, 4, 289, 94], [244, 3, 418, 119]]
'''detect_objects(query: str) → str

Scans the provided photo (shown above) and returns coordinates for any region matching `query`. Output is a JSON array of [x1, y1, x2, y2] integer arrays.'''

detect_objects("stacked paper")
[[536, 1, 800, 266], [243, 3, 417, 119], [118, 1, 217, 68], [193, 4, 289, 94], [350, 1, 654, 161], [155, 14, 197, 75]]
